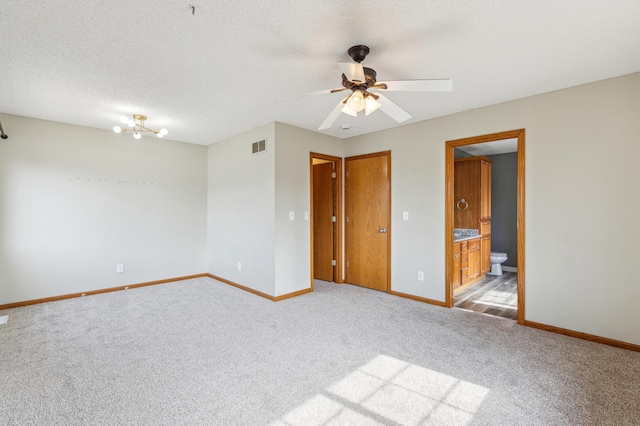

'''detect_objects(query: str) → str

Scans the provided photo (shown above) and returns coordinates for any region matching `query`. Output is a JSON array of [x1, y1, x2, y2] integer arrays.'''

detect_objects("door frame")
[[310, 152, 343, 288], [445, 129, 525, 324], [344, 150, 392, 292]]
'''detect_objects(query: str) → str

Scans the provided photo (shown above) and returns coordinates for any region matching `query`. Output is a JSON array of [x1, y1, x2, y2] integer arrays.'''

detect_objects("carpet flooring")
[[1, 277, 639, 425]]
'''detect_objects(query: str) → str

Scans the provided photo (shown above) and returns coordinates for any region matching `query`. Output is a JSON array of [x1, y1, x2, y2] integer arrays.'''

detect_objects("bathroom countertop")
[[453, 235, 481, 242], [453, 228, 480, 242]]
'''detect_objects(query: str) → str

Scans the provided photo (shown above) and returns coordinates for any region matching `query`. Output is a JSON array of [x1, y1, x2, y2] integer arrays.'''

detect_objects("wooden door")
[[345, 152, 391, 291], [313, 162, 335, 281]]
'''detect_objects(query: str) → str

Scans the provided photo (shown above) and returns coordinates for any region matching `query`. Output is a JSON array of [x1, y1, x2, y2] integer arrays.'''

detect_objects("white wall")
[[274, 123, 343, 296], [206, 123, 277, 295], [343, 72, 640, 345], [0, 114, 207, 305]]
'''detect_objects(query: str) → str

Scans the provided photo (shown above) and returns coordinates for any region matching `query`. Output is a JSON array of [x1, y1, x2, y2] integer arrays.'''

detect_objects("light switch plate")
[[289, 211, 295, 220], [403, 211, 409, 220]]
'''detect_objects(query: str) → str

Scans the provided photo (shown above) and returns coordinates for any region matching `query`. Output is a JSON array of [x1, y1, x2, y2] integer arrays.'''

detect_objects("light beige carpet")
[[1, 277, 639, 425]]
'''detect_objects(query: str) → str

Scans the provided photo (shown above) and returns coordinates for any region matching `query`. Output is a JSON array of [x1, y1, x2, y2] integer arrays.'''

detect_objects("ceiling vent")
[[252, 139, 267, 155]]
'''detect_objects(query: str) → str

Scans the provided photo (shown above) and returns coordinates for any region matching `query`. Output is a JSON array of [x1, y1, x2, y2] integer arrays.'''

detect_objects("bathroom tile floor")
[[454, 272, 518, 320]]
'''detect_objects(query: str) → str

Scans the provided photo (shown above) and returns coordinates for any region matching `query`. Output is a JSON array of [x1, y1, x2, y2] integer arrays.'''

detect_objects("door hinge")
[[346, 261, 349, 267], [346, 171, 349, 178], [331, 172, 336, 178], [332, 260, 337, 266], [332, 216, 336, 222]]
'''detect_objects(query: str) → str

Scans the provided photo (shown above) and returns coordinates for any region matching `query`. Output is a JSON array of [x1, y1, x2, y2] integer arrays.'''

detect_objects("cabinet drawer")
[[453, 242, 460, 253], [480, 220, 491, 236], [460, 241, 468, 251], [469, 238, 480, 250], [460, 259, 468, 269]]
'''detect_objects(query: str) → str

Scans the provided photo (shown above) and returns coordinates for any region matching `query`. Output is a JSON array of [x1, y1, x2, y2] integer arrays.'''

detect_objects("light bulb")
[[127, 119, 135, 128], [159, 128, 168, 136], [364, 96, 382, 116], [346, 90, 365, 112], [113, 126, 122, 133], [133, 132, 141, 140], [157, 132, 164, 138], [119, 116, 129, 124], [341, 103, 357, 117]]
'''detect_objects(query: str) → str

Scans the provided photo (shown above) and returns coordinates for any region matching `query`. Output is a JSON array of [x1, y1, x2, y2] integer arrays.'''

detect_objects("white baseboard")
[[502, 266, 517, 273]]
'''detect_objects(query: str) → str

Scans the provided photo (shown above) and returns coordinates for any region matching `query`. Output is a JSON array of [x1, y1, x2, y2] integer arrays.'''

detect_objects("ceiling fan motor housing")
[[347, 45, 370, 63]]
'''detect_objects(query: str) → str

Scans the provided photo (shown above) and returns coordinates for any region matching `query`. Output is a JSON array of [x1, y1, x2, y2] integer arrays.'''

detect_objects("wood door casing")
[[313, 162, 334, 281], [345, 151, 391, 292]]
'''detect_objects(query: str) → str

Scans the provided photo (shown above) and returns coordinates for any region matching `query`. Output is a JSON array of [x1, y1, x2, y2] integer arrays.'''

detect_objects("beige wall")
[[0, 114, 208, 305], [274, 123, 343, 296], [343, 72, 640, 345], [206, 123, 277, 295]]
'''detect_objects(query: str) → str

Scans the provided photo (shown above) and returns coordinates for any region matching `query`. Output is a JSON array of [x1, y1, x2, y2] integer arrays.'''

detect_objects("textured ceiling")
[[2, 1, 640, 146]]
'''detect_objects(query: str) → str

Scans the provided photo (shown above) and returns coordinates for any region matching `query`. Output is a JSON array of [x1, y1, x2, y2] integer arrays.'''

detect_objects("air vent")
[[252, 139, 266, 155]]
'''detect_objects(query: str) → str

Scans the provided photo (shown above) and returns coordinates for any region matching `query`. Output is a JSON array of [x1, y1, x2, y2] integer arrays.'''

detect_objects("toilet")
[[488, 252, 508, 275]]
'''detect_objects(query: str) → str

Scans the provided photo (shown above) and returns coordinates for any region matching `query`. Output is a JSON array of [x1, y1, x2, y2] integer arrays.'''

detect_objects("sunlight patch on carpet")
[[271, 354, 490, 426]]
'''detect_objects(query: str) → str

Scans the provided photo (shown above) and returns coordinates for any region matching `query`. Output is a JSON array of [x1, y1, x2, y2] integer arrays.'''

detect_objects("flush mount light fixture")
[[113, 114, 168, 139]]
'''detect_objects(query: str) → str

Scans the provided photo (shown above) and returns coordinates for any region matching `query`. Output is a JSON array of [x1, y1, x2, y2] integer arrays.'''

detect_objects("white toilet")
[[488, 252, 508, 275]]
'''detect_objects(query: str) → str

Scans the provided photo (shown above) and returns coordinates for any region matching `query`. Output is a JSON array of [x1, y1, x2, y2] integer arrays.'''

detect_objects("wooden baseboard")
[[0, 274, 209, 310], [389, 290, 447, 307], [524, 320, 640, 353], [205, 274, 311, 302]]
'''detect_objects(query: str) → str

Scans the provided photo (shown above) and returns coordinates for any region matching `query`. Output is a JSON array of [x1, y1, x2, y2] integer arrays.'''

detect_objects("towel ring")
[[456, 198, 469, 210]]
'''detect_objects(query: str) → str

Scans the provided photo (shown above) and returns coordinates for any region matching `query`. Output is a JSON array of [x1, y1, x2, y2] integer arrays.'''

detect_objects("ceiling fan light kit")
[[282, 45, 452, 131], [113, 114, 168, 139]]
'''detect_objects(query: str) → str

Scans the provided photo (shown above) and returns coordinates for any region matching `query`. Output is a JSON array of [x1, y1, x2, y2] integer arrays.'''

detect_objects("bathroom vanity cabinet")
[[453, 236, 486, 290], [453, 242, 461, 288], [453, 156, 492, 292]]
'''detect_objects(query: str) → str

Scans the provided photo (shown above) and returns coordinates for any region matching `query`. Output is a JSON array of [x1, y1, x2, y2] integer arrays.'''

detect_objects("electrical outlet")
[[116, 264, 124, 273], [403, 211, 409, 221], [304, 211, 309, 220], [237, 262, 242, 271], [417, 271, 424, 281], [289, 211, 295, 220]]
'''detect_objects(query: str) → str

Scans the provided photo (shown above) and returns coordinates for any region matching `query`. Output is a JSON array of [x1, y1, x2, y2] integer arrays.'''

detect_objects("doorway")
[[445, 130, 525, 324], [345, 151, 391, 292], [310, 153, 343, 286]]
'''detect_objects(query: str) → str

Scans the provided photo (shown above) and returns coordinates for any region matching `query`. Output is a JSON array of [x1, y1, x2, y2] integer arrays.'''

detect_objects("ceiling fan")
[[280, 45, 453, 130]]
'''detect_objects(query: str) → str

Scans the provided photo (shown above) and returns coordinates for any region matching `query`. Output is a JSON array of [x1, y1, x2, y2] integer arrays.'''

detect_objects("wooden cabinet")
[[460, 240, 470, 286], [480, 236, 491, 275], [454, 157, 492, 230], [468, 238, 481, 281], [480, 160, 491, 220], [452, 242, 461, 289]]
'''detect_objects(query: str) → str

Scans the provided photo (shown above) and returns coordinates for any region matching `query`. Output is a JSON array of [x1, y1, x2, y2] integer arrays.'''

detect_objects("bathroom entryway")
[[445, 129, 525, 324]]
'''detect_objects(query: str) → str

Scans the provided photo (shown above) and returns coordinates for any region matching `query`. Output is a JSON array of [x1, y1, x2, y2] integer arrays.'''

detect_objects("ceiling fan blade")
[[377, 79, 453, 92], [376, 93, 412, 123], [318, 97, 349, 131], [275, 88, 343, 103], [338, 62, 366, 83]]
